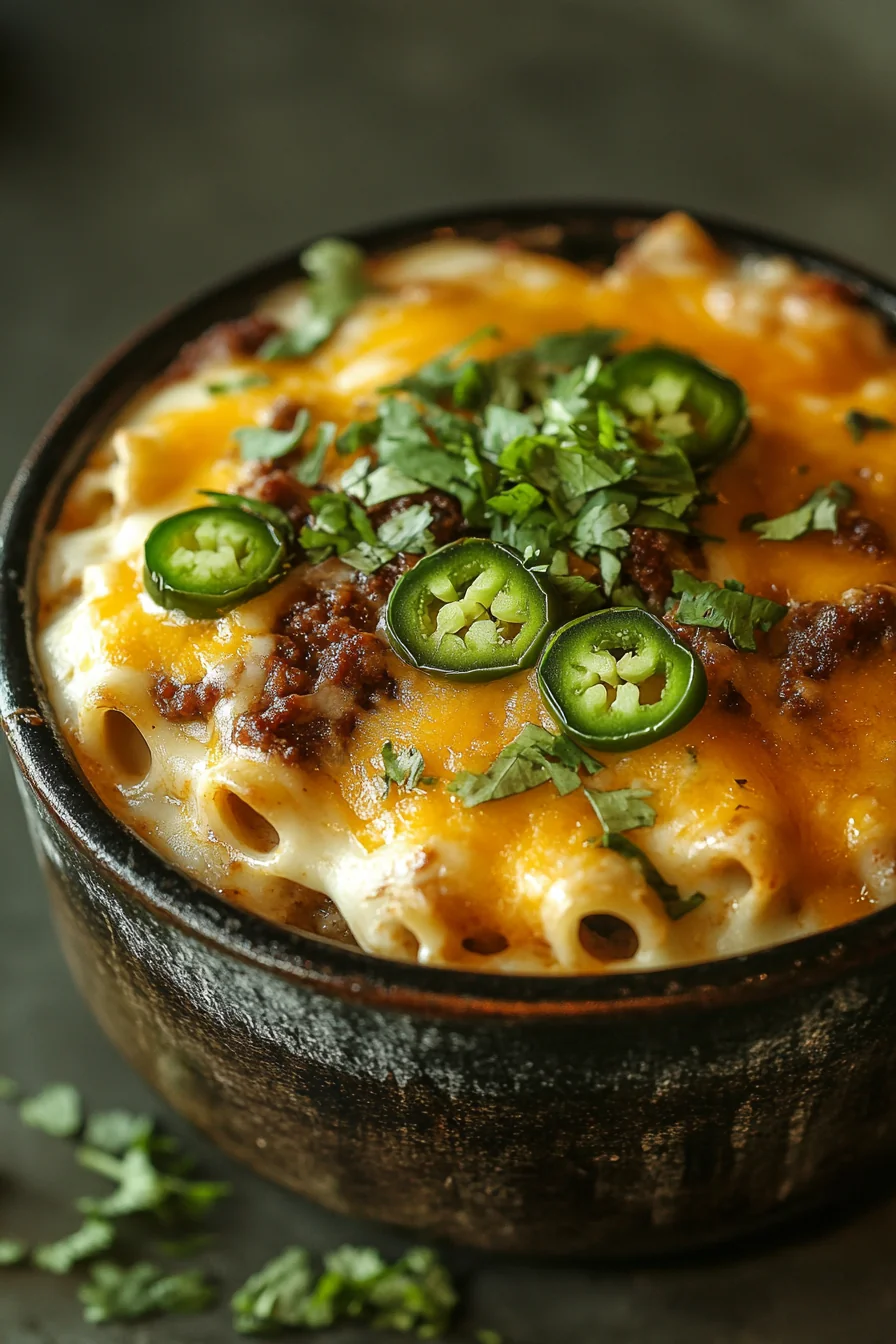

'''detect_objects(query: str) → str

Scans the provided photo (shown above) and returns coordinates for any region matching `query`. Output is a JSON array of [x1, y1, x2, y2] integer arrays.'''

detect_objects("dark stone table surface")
[[2, 1, 896, 1338]]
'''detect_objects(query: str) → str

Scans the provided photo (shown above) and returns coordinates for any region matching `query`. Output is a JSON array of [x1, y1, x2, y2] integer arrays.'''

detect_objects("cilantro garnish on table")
[[0, 1077, 500, 1337]]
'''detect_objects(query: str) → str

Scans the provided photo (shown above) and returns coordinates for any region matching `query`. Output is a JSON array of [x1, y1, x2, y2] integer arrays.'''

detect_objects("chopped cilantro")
[[346, 460, 428, 506], [260, 238, 371, 359], [749, 481, 852, 540], [672, 572, 787, 652], [380, 742, 427, 795], [231, 1243, 457, 1336], [531, 326, 621, 366], [382, 325, 500, 404], [76, 1139, 230, 1221], [293, 420, 336, 486], [584, 786, 656, 834], [845, 408, 895, 442], [486, 480, 544, 520], [33, 1217, 116, 1273], [375, 502, 434, 554], [231, 1246, 315, 1332], [206, 372, 271, 395], [448, 724, 599, 807], [0, 1239, 28, 1266], [83, 1109, 154, 1155], [79, 1260, 216, 1324], [232, 409, 310, 462], [19, 1083, 83, 1138], [585, 787, 704, 919]]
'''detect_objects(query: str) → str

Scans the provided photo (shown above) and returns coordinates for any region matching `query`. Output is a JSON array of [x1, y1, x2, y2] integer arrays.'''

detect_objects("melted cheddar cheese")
[[38, 213, 896, 973]]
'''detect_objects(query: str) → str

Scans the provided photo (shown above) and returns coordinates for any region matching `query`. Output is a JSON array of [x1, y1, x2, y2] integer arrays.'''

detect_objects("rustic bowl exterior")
[[5, 204, 896, 1257]]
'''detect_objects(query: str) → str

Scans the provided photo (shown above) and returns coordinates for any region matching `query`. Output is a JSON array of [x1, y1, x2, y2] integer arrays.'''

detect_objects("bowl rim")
[[4, 196, 896, 1017]]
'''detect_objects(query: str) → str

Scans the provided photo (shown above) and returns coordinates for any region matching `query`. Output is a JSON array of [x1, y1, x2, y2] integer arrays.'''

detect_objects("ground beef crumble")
[[624, 527, 704, 611], [234, 567, 401, 763], [152, 674, 222, 723], [778, 585, 896, 713], [834, 510, 889, 556], [161, 315, 281, 383]]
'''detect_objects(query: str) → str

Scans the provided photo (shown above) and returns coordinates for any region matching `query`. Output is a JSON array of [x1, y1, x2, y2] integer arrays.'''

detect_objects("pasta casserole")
[[37, 213, 896, 972]]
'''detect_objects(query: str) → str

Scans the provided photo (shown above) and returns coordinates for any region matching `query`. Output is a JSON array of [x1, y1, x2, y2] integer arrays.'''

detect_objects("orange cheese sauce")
[[41, 216, 896, 967]]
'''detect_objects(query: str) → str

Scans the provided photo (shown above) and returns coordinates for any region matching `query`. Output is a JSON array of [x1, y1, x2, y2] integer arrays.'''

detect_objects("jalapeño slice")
[[537, 608, 706, 751], [144, 506, 287, 619], [386, 539, 555, 682], [598, 345, 749, 469]]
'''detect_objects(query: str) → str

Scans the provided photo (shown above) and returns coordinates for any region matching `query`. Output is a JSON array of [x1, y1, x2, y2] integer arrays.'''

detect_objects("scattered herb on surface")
[[79, 1260, 216, 1324], [83, 1109, 154, 1155], [19, 1083, 83, 1138], [33, 1217, 116, 1274], [845, 408, 895, 442], [231, 1244, 458, 1336], [671, 572, 787, 652], [76, 1140, 231, 1221], [0, 1239, 28, 1267]]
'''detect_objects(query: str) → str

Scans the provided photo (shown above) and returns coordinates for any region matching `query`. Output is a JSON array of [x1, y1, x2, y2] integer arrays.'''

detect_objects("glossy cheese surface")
[[37, 215, 896, 973]]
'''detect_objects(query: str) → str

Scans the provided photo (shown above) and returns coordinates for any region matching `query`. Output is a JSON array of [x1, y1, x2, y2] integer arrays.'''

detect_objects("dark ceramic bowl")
[[4, 203, 896, 1259]]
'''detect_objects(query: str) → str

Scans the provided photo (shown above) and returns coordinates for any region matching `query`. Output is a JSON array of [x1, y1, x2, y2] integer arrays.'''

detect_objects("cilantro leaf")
[[33, 1217, 116, 1274], [231, 1244, 457, 1337], [375, 502, 434, 554], [382, 326, 500, 404], [672, 571, 787, 652], [232, 408, 310, 462], [482, 404, 537, 461], [299, 492, 377, 564], [293, 420, 336, 487], [83, 1109, 154, 1155], [532, 326, 622, 367], [0, 1240, 28, 1266], [346, 461, 428, 506], [77, 1140, 230, 1221], [486, 481, 544, 520], [260, 238, 371, 359], [206, 372, 271, 395], [584, 786, 656, 833], [0, 1075, 18, 1101], [232, 1246, 315, 1333], [380, 742, 427, 795], [750, 481, 853, 540], [845, 408, 895, 442], [19, 1083, 83, 1138], [448, 724, 599, 807], [80, 1260, 216, 1324], [585, 788, 704, 919]]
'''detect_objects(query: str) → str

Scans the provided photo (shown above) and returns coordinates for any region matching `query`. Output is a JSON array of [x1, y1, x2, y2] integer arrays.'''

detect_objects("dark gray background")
[[2, 1, 896, 1339]]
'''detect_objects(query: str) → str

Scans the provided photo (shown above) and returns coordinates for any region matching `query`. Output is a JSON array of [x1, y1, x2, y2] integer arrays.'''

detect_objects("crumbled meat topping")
[[234, 565, 400, 763], [161, 315, 281, 383], [152, 674, 222, 723], [779, 585, 896, 712], [624, 527, 704, 611]]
